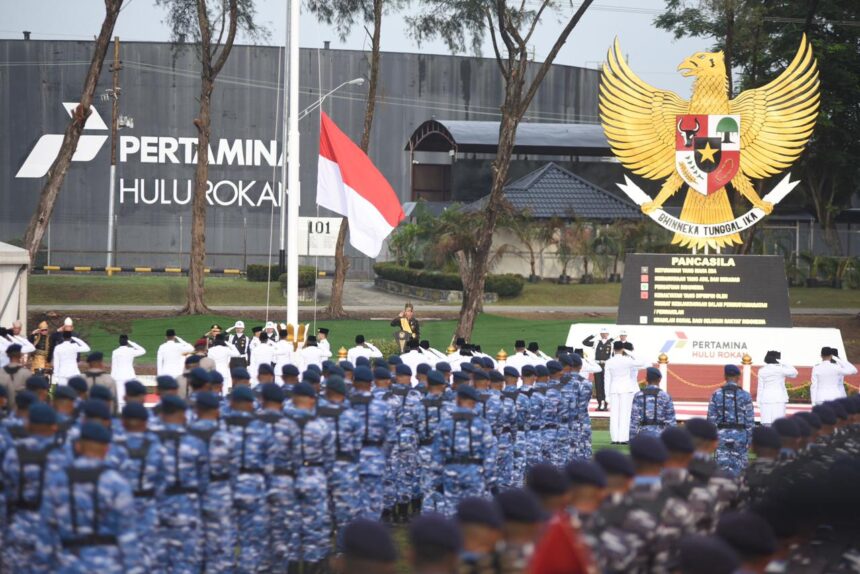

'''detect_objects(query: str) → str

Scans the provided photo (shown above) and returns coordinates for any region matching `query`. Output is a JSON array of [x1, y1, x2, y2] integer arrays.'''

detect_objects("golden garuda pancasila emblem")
[[600, 35, 819, 249]]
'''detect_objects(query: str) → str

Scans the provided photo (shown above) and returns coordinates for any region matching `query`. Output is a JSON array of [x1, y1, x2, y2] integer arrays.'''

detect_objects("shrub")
[[786, 382, 857, 403], [368, 338, 402, 357], [246, 264, 281, 282], [373, 263, 524, 298], [278, 267, 317, 290]]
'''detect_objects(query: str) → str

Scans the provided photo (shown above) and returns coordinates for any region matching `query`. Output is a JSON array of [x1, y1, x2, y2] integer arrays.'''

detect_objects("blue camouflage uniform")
[[65, 424, 128, 471], [186, 419, 237, 574], [492, 385, 517, 489], [0, 424, 12, 570], [285, 409, 335, 564], [315, 399, 362, 533], [3, 434, 70, 573], [512, 386, 532, 484], [412, 392, 451, 513], [542, 379, 565, 465], [115, 431, 167, 572], [222, 410, 272, 573], [390, 383, 422, 508], [568, 373, 594, 460], [372, 385, 400, 511], [432, 406, 497, 516], [555, 376, 573, 466], [264, 412, 299, 569], [707, 381, 754, 477], [630, 384, 677, 438], [348, 390, 395, 519], [155, 422, 209, 574], [39, 455, 145, 573], [524, 385, 544, 468]]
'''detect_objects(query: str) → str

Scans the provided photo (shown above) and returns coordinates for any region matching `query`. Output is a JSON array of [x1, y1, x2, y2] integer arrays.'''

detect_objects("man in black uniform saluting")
[[582, 326, 613, 411], [391, 303, 420, 352]]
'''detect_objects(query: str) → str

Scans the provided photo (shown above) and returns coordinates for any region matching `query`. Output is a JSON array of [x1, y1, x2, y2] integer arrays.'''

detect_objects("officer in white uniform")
[[156, 329, 194, 377], [604, 340, 649, 444], [811, 346, 857, 405], [52, 331, 91, 386], [756, 350, 798, 425], [347, 335, 383, 364], [297, 335, 330, 370], [317, 328, 331, 357], [110, 334, 146, 406], [206, 334, 241, 390]]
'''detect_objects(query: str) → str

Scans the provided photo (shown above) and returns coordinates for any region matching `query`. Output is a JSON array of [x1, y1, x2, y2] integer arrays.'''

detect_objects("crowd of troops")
[[0, 316, 859, 573]]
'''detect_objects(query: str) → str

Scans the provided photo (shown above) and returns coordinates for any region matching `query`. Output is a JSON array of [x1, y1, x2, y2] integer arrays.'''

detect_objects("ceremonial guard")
[[347, 334, 383, 364], [155, 395, 209, 574], [156, 329, 194, 378], [810, 346, 857, 405], [298, 335, 330, 370], [109, 335, 145, 407], [52, 331, 91, 387], [432, 385, 497, 516], [316, 327, 331, 357], [582, 327, 613, 411], [207, 334, 241, 389], [707, 365, 754, 476], [285, 382, 335, 571], [565, 353, 595, 461], [629, 367, 676, 438], [604, 341, 649, 444], [223, 385, 272, 573], [0, 344, 32, 405], [47, 317, 77, 365], [226, 320, 251, 367], [40, 421, 144, 573], [756, 350, 798, 424], [27, 321, 52, 373]]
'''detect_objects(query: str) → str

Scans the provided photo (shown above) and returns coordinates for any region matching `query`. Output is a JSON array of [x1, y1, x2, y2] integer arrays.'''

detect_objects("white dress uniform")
[[399, 349, 429, 385], [250, 339, 277, 384], [604, 351, 649, 443], [811, 356, 857, 405], [756, 361, 798, 424], [318, 337, 331, 358], [157, 337, 195, 378], [0, 335, 36, 368], [347, 342, 383, 365], [298, 344, 328, 371], [505, 351, 535, 375], [52, 337, 91, 386], [580, 356, 603, 378], [273, 340, 295, 380], [110, 341, 146, 407], [207, 342, 241, 389]]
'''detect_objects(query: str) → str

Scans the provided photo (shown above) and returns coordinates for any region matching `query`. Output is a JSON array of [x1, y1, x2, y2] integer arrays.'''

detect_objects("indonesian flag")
[[317, 112, 405, 258]]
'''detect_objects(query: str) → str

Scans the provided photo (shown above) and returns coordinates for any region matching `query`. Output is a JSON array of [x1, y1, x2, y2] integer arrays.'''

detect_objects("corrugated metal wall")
[[0, 40, 600, 271]]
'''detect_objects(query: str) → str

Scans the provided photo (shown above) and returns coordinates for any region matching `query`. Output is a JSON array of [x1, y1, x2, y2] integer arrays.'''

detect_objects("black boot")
[[382, 506, 393, 523], [401, 501, 412, 523], [412, 496, 423, 515]]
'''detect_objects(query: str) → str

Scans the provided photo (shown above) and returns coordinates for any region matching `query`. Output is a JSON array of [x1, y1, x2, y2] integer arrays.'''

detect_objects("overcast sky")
[[2, 0, 709, 96]]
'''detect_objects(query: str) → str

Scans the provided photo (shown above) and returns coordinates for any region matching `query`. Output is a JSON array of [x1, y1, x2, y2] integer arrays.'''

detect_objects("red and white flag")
[[317, 112, 405, 258]]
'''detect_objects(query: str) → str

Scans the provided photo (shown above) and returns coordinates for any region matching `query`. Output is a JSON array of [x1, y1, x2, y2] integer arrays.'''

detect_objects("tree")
[[307, 0, 404, 319], [157, 0, 263, 314], [22, 0, 125, 262], [509, 212, 559, 281], [409, 0, 594, 339], [716, 116, 739, 143]]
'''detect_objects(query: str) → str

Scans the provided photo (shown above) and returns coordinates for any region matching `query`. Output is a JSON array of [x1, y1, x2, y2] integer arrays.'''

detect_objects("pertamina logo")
[[16, 103, 108, 178], [660, 331, 688, 354]]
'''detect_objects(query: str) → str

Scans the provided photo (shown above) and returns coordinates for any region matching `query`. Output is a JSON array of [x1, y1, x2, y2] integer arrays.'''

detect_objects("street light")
[[297, 77, 365, 120]]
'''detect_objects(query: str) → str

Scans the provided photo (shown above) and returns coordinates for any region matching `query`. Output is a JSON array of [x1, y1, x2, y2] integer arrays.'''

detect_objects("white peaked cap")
[[599, 326, 609, 333], [265, 321, 275, 329], [63, 317, 74, 326], [619, 330, 628, 336], [234, 321, 245, 329]]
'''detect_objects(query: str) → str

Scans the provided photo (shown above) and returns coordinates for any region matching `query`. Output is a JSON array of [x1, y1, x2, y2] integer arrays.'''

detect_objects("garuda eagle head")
[[677, 50, 726, 79]]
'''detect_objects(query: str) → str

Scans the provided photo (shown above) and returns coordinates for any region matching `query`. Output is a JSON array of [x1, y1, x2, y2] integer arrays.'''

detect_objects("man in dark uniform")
[[391, 303, 420, 352], [583, 327, 613, 411]]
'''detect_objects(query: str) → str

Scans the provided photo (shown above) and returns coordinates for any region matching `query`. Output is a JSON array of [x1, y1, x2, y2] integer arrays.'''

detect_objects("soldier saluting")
[[582, 327, 613, 411], [391, 303, 420, 352], [226, 320, 251, 368]]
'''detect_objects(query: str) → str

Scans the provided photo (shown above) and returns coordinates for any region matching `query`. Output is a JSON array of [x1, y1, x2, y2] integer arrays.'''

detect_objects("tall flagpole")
[[285, 0, 301, 328]]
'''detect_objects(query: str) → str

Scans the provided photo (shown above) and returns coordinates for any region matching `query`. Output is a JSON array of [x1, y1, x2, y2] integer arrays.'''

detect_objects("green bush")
[[373, 263, 524, 298], [786, 382, 857, 403], [246, 264, 280, 282], [278, 267, 317, 290], [368, 338, 402, 357]]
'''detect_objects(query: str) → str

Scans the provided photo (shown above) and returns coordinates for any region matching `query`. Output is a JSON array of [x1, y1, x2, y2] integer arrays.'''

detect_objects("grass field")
[[77, 313, 609, 365], [30, 274, 860, 309]]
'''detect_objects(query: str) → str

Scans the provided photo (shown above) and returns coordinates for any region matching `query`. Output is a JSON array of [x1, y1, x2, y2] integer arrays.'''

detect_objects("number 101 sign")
[[298, 217, 343, 257]]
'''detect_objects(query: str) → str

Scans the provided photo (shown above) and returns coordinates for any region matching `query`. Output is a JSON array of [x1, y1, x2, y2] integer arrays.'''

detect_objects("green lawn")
[[78, 313, 606, 365], [31, 274, 860, 309]]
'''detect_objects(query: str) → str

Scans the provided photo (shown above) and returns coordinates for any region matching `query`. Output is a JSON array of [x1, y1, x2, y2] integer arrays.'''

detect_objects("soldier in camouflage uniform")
[[543, 360, 567, 466], [629, 367, 676, 438], [684, 418, 740, 516], [3, 403, 70, 574], [222, 385, 272, 573], [413, 370, 451, 514], [565, 353, 595, 461], [520, 364, 544, 469], [154, 395, 209, 574], [370, 366, 399, 518], [588, 435, 694, 573], [284, 381, 335, 570], [391, 364, 422, 521], [315, 375, 362, 534], [659, 426, 719, 534], [491, 368, 517, 489], [187, 391, 237, 574], [116, 403, 166, 572], [349, 366, 395, 520], [707, 365, 754, 477], [737, 425, 781, 511], [432, 385, 497, 516], [39, 421, 145, 574]]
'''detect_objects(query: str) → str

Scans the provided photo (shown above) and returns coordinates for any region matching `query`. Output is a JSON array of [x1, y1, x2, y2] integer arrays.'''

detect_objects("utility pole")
[[106, 36, 121, 273]]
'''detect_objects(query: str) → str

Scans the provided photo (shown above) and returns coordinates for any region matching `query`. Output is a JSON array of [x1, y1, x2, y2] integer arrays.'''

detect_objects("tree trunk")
[[22, 0, 123, 262], [185, 75, 214, 314], [326, 0, 384, 319]]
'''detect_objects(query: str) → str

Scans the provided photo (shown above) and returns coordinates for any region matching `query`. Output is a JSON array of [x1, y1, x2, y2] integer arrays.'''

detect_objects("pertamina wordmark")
[[599, 35, 820, 249]]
